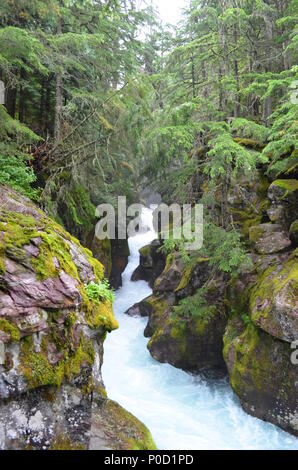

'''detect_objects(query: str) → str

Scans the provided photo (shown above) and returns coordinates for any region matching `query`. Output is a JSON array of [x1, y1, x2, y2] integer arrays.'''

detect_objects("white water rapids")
[[102, 208, 298, 450]]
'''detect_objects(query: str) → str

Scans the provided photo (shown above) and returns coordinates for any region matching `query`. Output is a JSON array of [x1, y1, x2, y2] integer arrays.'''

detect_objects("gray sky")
[[151, 0, 187, 25]]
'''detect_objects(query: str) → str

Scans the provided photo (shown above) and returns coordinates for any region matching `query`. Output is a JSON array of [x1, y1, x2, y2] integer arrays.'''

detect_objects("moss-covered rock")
[[131, 239, 166, 288], [0, 185, 155, 450], [267, 179, 298, 228], [249, 251, 298, 343], [289, 220, 298, 246], [90, 399, 156, 450], [227, 172, 270, 238], [147, 304, 227, 372], [90, 236, 112, 278], [223, 316, 298, 436], [143, 256, 228, 372]]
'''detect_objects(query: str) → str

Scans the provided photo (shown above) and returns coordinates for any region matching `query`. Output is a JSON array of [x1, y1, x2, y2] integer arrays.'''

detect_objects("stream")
[[102, 208, 298, 450]]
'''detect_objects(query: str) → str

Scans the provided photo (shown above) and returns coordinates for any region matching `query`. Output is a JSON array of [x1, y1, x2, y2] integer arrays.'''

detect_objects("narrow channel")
[[102, 208, 298, 450]]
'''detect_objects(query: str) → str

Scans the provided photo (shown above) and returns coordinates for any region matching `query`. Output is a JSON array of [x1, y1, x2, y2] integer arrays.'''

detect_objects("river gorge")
[[103, 208, 298, 450]]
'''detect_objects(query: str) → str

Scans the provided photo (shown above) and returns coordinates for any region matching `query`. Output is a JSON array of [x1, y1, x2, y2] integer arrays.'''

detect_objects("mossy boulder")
[[154, 253, 184, 292], [90, 399, 156, 450], [223, 316, 298, 436], [147, 305, 227, 372], [289, 220, 298, 246], [227, 172, 270, 238], [267, 179, 298, 228], [249, 223, 291, 254], [131, 239, 166, 288], [144, 260, 228, 372], [249, 251, 298, 343], [0, 185, 154, 450]]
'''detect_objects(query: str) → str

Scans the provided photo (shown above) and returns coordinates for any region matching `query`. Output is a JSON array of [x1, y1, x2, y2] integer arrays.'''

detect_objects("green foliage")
[[0, 153, 38, 199], [85, 279, 115, 305], [173, 288, 216, 321], [0, 105, 40, 199], [202, 223, 252, 274]]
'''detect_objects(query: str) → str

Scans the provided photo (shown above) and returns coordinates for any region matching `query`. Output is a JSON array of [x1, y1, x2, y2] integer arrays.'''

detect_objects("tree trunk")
[[18, 68, 26, 123], [39, 77, 45, 132], [54, 2, 63, 144], [233, 25, 240, 118], [5, 85, 17, 118], [45, 77, 52, 136], [262, 15, 273, 125]]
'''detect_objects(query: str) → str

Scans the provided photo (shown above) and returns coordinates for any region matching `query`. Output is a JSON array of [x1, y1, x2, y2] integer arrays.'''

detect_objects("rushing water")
[[102, 208, 298, 450]]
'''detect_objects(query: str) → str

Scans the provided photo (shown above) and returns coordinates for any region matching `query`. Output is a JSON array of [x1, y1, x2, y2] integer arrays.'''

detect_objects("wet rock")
[[144, 269, 228, 372], [154, 254, 184, 292], [125, 296, 153, 317], [109, 238, 130, 289], [131, 240, 166, 288]]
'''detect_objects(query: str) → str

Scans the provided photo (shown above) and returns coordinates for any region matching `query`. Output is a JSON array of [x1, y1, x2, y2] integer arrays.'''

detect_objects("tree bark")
[[54, 2, 63, 144], [39, 77, 45, 132], [18, 68, 26, 122]]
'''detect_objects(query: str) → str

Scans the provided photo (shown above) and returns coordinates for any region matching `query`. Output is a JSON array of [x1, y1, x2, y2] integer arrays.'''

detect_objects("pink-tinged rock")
[[24, 243, 40, 258], [16, 311, 48, 335], [68, 240, 95, 283]]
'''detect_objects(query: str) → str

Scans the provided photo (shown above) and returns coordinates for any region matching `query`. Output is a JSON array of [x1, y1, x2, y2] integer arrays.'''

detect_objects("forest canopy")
[[0, 0, 297, 262]]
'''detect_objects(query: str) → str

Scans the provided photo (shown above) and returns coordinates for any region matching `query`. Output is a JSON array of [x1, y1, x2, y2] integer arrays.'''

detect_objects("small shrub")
[[85, 279, 115, 304]]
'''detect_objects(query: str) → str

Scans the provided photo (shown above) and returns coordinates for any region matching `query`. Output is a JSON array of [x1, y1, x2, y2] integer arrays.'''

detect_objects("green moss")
[[103, 399, 157, 450], [250, 254, 298, 327], [64, 337, 95, 381], [139, 244, 151, 258], [175, 265, 192, 292], [223, 320, 267, 392], [233, 137, 265, 150], [290, 220, 298, 237], [249, 224, 266, 243], [20, 346, 64, 388], [175, 257, 210, 293], [271, 179, 298, 198], [19, 328, 96, 389], [0, 318, 20, 342], [164, 253, 174, 273], [50, 434, 86, 450], [91, 238, 112, 277], [80, 284, 118, 332], [65, 184, 96, 230]]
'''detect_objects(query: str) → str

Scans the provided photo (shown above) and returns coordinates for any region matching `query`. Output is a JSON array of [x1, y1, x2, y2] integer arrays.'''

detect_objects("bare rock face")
[[0, 185, 155, 450], [249, 223, 291, 254]]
